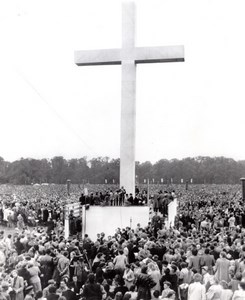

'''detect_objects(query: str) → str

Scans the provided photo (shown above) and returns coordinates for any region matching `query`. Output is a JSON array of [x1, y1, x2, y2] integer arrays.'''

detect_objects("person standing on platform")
[[109, 190, 114, 206], [153, 194, 159, 212], [115, 191, 119, 206], [118, 187, 126, 206]]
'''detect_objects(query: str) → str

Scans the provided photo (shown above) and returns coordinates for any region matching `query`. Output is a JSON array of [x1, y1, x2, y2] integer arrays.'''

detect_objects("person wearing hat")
[[24, 286, 34, 300], [10, 269, 24, 300]]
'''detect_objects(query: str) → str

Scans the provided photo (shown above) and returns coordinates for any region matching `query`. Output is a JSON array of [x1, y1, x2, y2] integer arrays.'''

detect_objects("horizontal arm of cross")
[[75, 45, 184, 66], [75, 49, 121, 66], [134, 45, 184, 64]]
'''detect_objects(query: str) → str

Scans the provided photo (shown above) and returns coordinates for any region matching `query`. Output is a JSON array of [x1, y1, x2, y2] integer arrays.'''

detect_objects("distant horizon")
[[1, 154, 245, 164]]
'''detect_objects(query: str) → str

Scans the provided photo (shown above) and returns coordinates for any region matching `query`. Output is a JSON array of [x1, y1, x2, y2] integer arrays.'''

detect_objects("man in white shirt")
[[188, 273, 206, 300]]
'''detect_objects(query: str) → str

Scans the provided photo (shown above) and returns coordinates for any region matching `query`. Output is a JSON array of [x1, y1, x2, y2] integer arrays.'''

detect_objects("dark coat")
[[135, 273, 156, 300], [62, 289, 78, 300], [82, 283, 102, 300]]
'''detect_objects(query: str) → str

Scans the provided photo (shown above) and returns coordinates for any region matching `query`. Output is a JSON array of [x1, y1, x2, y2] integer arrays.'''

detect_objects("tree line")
[[0, 156, 244, 185]]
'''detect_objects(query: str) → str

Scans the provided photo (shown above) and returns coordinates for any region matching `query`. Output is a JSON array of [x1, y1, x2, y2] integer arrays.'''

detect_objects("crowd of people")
[[0, 184, 150, 230], [0, 184, 245, 300]]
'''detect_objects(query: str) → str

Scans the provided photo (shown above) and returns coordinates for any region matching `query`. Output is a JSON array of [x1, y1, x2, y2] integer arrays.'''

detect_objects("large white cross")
[[75, 1, 184, 196]]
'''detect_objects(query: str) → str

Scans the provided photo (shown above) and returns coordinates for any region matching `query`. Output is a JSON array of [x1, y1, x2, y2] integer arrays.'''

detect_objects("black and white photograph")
[[1, 0, 245, 299]]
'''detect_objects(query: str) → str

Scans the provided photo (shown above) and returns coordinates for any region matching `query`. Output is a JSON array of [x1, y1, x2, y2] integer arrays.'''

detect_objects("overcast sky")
[[1, 0, 245, 163]]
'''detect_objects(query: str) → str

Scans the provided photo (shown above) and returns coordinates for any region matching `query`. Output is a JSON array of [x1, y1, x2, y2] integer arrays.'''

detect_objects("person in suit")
[[11, 269, 25, 300]]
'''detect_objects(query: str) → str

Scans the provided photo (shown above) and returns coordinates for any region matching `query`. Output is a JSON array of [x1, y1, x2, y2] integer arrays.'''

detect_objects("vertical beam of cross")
[[120, 1, 136, 196]]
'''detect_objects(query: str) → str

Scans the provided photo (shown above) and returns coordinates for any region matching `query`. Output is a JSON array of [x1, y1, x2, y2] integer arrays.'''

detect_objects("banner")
[[167, 198, 177, 228]]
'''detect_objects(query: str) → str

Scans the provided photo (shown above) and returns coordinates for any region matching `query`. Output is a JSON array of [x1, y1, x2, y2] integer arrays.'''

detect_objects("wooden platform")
[[83, 206, 150, 241]]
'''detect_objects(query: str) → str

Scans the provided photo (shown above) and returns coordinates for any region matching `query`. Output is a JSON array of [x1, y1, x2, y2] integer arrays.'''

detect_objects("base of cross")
[[64, 199, 177, 240]]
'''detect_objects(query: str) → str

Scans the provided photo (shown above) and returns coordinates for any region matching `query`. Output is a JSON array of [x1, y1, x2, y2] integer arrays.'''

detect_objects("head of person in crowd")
[[88, 273, 96, 284], [163, 281, 172, 290], [193, 273, 202, 283], [115, 292, 123, 300], [201, 266, 208, 275], [25, 286, 34, 297], [152, 290, 160, 299], [36, 291, 44, 300], [220, 251, 227, 259], [122, 293, 131, 300]]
